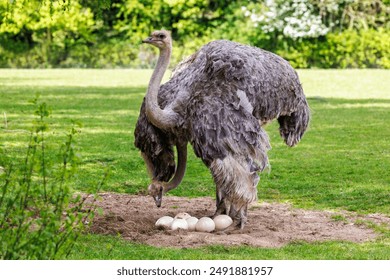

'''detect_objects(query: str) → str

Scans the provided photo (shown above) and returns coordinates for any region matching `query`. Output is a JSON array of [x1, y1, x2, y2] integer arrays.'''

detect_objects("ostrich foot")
[[212, 207, 226, 218], [213, 197, 230, 217], [213, 199, 248, 230], [228, 205, 248, 230]]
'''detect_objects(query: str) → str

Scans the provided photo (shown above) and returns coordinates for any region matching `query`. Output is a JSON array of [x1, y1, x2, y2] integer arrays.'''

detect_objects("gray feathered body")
[[135, 40, 309, 224]]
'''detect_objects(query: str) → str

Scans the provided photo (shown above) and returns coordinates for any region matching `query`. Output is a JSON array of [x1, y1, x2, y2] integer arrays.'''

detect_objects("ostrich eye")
[[158, 34, 166, 40]]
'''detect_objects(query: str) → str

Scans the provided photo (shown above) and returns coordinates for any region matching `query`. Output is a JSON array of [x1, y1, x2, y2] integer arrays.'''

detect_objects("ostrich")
[[134, 30, 310, 229]]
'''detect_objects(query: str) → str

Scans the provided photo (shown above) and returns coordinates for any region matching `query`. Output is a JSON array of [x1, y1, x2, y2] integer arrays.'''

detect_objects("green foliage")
[[0, 97, 104, 259], [320, 28, 390, 68], [0, 0, 95, 67], [327, 0, 390, 31], [275, 28, 390, 69], [0, 0, 389, 68]]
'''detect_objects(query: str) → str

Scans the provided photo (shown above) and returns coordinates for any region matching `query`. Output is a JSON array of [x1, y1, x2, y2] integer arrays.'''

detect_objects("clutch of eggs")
[[155, 212, 233, 232]]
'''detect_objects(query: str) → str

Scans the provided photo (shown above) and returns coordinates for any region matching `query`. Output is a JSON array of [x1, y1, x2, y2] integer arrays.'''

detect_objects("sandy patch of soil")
[[87, 193, 390, 248]]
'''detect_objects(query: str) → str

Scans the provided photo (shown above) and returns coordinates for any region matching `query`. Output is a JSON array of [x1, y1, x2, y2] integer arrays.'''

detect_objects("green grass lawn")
[[0, 69, 389, 259]]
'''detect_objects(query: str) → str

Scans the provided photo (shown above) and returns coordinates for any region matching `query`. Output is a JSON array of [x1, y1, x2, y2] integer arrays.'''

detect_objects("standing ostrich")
[[134, 30, 310, 229]]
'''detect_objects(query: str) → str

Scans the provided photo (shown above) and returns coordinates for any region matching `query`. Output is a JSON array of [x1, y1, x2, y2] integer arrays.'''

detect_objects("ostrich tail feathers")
[[278, 101, 310, 147]]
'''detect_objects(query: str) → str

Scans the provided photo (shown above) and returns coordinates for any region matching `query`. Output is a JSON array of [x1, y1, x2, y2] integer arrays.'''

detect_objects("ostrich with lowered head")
[[134, 30, 310, 229]]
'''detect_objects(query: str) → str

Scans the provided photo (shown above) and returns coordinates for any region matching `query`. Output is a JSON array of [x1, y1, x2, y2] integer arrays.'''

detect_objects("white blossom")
[[243, 0, 331, 39]]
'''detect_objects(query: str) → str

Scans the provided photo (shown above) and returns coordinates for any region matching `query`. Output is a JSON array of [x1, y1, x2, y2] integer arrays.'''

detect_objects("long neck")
[[145, 45, 178, 130], [163, 143, 187, 193]]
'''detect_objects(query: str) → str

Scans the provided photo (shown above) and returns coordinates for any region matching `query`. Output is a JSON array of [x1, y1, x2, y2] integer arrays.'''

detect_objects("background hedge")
[[0, 0, 389, 69]]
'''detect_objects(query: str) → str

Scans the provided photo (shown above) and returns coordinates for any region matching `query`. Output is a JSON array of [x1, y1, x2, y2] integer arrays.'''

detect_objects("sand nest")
[[86, 193, 390, 248]]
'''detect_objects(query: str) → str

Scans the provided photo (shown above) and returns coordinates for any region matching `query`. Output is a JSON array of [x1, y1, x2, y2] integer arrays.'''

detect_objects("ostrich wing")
[[189, 86, 271, 171], [193, 40, 310, 146], [134, 99, 175, 182]]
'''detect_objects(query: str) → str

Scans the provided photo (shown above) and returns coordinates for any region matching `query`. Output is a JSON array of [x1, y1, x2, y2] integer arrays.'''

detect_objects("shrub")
[[274, 28, 390, 69], [0, 98, 105, 259]]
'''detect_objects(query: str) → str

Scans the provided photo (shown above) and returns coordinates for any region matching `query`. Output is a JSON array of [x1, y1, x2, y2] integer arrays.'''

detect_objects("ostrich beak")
[[148, 183, 164, 207], [154, 191, 163, 208], [142, 37, 153, 44], [154, 197, 162, 207], [151, 185, 164, 207]]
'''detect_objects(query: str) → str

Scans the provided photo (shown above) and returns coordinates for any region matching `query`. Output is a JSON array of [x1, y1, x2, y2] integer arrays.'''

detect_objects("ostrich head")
[[142, 30, 172, 50], [148, 181, 164, 207]]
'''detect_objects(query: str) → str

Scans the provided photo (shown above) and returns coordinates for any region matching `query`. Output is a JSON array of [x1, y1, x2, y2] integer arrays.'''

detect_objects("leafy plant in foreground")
[[0, 98, 106, 259]]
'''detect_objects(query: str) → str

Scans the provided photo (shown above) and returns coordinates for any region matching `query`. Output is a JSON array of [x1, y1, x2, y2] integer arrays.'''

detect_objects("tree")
[[0, 0, 95, 67]]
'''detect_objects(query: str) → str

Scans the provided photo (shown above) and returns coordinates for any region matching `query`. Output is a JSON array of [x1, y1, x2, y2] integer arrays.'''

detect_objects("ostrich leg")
[[210, 156, 258, 229], [213, 188, 230, 217]]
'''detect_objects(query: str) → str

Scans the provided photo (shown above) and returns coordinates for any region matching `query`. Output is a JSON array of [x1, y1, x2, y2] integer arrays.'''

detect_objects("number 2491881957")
[[209, 266, 273, 276]]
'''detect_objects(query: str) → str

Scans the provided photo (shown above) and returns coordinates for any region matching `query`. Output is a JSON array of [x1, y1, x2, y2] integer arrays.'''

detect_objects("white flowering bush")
[[242, 0, 330, 39]]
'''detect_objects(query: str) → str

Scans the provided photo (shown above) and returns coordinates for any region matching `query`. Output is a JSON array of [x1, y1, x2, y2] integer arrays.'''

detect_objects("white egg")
[[155, 216, 173, 229], [195, 217, 215, 232], [175, 212, 191, 219], [186, 216, 199, 231], [171, 218, 189, 230], [213, 215, 233, 231]]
